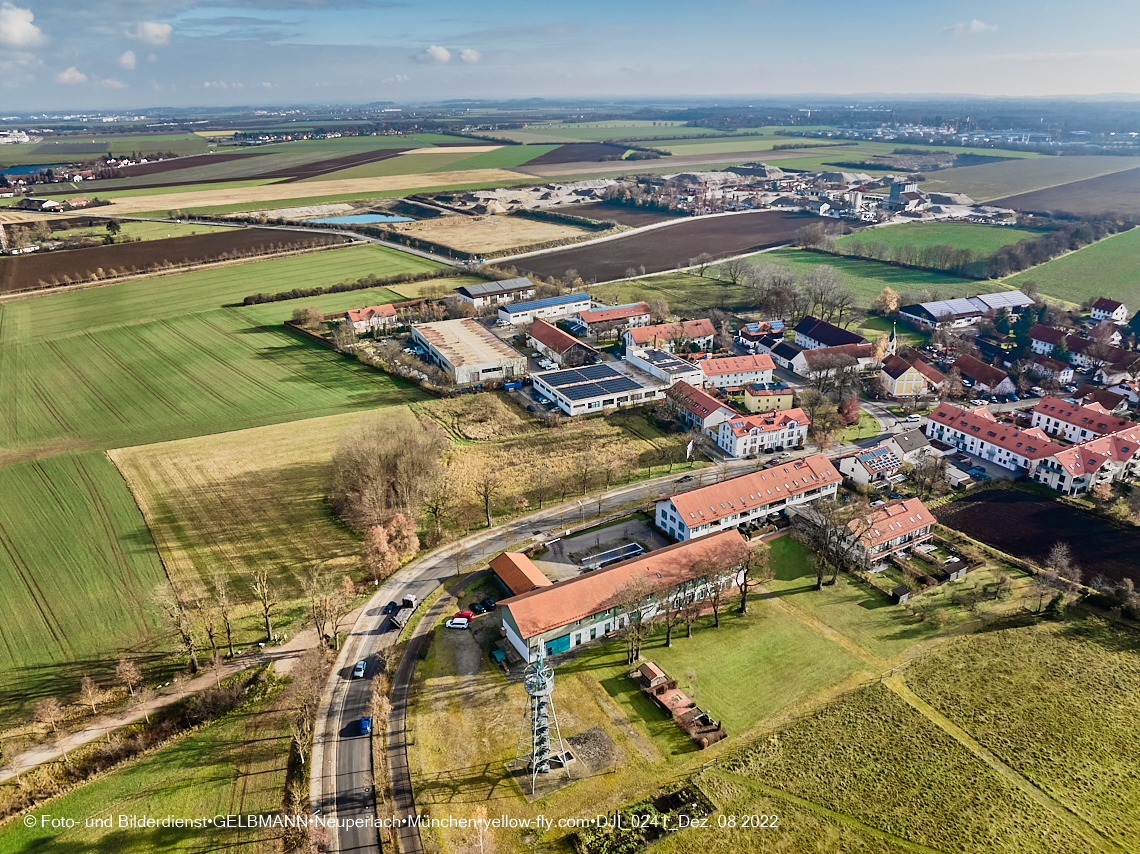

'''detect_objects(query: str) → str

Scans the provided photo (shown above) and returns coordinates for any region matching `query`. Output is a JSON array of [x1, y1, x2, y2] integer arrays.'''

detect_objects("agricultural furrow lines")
[[30, 462, 67, 513], [83, 331, 186, 419], [121, 324, 241, 409], [0, 519, 66, 650], [156, 318, 292, 405], [32, 381, 78, 440], [43, 340, 131, 426], [0, 343, 16, 442]]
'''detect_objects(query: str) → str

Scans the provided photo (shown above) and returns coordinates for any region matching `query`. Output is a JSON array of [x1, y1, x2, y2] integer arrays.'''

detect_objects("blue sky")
[[1, 0, 1139, 110]]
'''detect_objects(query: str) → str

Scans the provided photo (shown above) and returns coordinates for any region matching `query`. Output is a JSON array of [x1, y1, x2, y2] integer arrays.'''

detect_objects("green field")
[[40, 178, 277, 201], [840, 222, 1044, 254], [58, 220, 240, 243], [0, 133, 211, 166], [854, 314, 927, 348], [919, 155, 1140, 203], [1005, 226, 1140, 309], [0, 680, 291, 853], [0, 452, 167, 722]]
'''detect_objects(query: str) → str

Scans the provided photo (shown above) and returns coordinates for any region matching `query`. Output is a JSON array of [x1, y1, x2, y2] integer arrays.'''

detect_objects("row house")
[[655, 454, 841, 542], [699, 352, 776, 389], [925, 404, 1058, 474], [717, 409, 809, 458], [1031, 396, 1133, 443], [666, 381, 739, 437], [623, 318, 716, 353], [851, 498, 935, 564], [1032, 427, 1140, 495]]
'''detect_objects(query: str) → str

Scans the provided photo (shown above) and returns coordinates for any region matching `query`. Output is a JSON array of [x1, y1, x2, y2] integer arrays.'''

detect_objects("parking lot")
[[531, 515, 671, 582]]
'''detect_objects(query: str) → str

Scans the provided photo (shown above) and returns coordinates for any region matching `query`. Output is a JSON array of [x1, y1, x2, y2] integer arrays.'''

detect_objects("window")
[[575, 633, 582, 645], [590, 627, 597, 640]]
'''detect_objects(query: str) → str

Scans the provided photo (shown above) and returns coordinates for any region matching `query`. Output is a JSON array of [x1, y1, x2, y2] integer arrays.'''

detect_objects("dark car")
[[527, 404, 536, 412], [675, 475, 694, 483], [382, 601, 399, 615], [481, 597, 496, 611], [471, 601, 488, 615]]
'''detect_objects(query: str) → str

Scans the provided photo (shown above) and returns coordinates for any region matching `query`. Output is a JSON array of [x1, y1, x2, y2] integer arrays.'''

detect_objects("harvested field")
[[935, 489, 1140, 584], [993, 165, 1140, 216], [572, 202, 688, 226], [526, 142, 629, 164], [917, 155, 1140, 203], [113, 150, 269, 178], [514, 210, 812, 282], [85, 167, 527, 214], [0, 228, 351, 295], [389, 213, 590, 253]]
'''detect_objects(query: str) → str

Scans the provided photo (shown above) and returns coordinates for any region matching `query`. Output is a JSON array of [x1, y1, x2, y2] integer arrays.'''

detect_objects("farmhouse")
[[624, 348, 704, 387], [743, 382, 795, 413], [925, 404, 1058, 474], [879, 354, 929, 398], [489, 552, 552, 597], [666, 381, 739, 436], [898, 291, 1035, 330], [950, 355, 1016, 396], [1031, 396, 1133, 442], [1091, 297, 1128, 323], [574, 302, 651, 337], [623, 318, 716, 353], [793, 316, 867, 350], [791, 343, 874, 377], [410, 318, 527, 385], [836, 446, 902, 487], [498, 529, 748, 661], [526, 319, 598, 367], [655, 453, 841, 542], [531, 362, 662, 416], [14, 198, 61, 211], [455, 276, 537, 308], [1028, 324, 1068, 356], [344, 303, 397, 333], [497, 293, 591, 326], [767, 340, 805, 370], [716, 409, 809, 458], [699, 352, 775, 389]]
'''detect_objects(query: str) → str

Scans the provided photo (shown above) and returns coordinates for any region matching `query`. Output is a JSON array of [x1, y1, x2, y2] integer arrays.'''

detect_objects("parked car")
[[360, 716, 372, 735], [455, 610, 475, 619], [526, 404, 536, 412], [445, 617, 470, 629], [353, 660, 367, 678], [481, 597, 496, 611], [471, 601, 488, 615]]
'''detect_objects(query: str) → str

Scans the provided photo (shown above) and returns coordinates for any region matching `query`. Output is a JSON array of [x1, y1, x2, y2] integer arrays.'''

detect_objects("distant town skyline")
[[1, 0, 1139, 111]]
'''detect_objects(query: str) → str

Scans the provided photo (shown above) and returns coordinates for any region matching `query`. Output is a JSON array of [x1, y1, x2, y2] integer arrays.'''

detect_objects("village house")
[[835, 446, 903, 487], [699, 352, 775, 389], [623, 318, 716, 353], [1028, 324, 1069, 356], [344, 303, 397, 333], [743, 382, 795, 413], [573, 302, 651, 337], [1091, 297, 1128, 324], [790, 343, 875, 378], [1027, 354, 1075, 385], [1071, 385, 1130, 413], [489, 552, 553, 597], [767, 340, 805, 371], [716, 409, 809, 458], [525, 319, 598, 367], [498, 530, 748, 661], [665, 381, 739, 436], [950, 354, 1017, 396], [455, 276, 538, 308], [655, 454, 841, 542], [884, 428, 934, 465], [1030, 396, 1133, 443], [793, 316, 868, 350]]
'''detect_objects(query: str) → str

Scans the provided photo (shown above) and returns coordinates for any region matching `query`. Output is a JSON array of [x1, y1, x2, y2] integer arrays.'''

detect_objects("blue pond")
[[311, 213, 413, 224], [0, 163, 68, 176]]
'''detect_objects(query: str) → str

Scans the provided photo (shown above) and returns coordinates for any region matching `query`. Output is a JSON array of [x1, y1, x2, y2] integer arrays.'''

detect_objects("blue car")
[[382, 601, 399, 615], [361, 716, 372, 735]]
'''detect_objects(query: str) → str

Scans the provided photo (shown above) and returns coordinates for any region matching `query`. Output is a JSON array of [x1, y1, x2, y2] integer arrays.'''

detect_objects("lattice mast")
[[515, 653, 569, 794]]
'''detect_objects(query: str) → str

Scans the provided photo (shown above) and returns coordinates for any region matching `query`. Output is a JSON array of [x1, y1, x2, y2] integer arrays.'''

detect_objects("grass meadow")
[[0, 678, 292, 854], [840, 222, 1044, 254], [1004, 226, 1140, 309]]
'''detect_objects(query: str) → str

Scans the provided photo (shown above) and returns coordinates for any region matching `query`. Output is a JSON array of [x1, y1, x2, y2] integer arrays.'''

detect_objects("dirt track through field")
[[883, 675, 1123, 854], [97, 168, 527, 213]]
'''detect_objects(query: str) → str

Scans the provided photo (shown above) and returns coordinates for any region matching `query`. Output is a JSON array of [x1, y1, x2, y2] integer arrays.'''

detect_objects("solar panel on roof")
[[543, 369, 588, 387], [597, 376, 641, 394], [579, 364, 621, 380], [562, 382, 610, 401]]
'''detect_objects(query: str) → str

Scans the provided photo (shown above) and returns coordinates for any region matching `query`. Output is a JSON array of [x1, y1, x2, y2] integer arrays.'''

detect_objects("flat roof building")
[[410, 318, 527, 385], [456, 276, 537, 307], [498, 293, 591, 326], [624, 348, 704, 387], [532, 362, 662, 416]]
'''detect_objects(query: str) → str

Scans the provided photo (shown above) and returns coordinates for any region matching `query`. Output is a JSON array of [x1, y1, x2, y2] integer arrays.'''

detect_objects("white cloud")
[[262, 81, 272, 88], [127, 21, 173, 45], [147, 53, 156, 62], [945, 19, 998, 35], [459, 48, 481, 63], [118, 50, 136, 70], [56, 66, 88, 84], [416, 44, 450, 63], [204, 80, 227, 88], [0, 3, 44, 48], [101, 77, 127, 89], [382, 73, 409, 83]]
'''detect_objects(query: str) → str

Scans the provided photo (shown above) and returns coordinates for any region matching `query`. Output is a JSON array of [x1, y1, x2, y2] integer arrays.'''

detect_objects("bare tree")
[[133, 684, 155, 725], [116, 658, 143, 696], [648, 297, 669, 323], [656, 588, 686, 647], [79, 676, 100, 715], [211, 569, 236, 658], [689, 252, 715, 276], [612, 575, 654, 665], [471, 463, 504, 527], [791, 499, 855, 589], [35, 697, 63, 734], [693, 559, 737, 628], [1046, 541, 1082, 589], [152, 584, 200, 674], [740, 544, 773, 614], [251, 567, 277, 643], [717, 257, 751, 286]]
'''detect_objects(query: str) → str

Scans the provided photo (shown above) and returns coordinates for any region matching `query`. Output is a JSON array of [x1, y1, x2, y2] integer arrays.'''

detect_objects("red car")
[[455, 610, 475, 619]]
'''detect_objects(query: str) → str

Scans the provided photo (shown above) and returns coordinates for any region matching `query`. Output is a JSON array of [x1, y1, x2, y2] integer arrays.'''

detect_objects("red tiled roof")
[[626, 318, 715, 346], [801, 343, 872, 368], [1093, 297, 1123, 312], [929, 404, 1058, 459], [724, 408, 808, 437], [666, 381, 736, 421], [1030, 354, 1071, 374], [881, 354, 918, 380], [527, 319, 593, 356], [345, 304, 396, 323], [501, 530, 747, 639], [856, 497, 932, 550], [668, 453, 840, 526], [911, 358, 945, 384], [1032, 396, 1133, 436], [579, 302, 650, 324], [1028, 325, 1067, 346], [700, 352, 775, 376], [489, 553, 552, 597], [951, 354, 1009, 389]]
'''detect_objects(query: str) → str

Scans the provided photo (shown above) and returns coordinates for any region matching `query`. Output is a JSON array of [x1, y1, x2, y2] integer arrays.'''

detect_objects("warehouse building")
[[498, 293, 591, 326], [531, 362, 663, 415], [456, 277, 537, 308], [623, 348, 704, 387], [411, 318, 528, 385]]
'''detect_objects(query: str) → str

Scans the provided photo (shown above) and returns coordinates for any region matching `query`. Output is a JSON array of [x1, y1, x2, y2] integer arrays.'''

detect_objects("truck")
[[389, 593, 420, 629]]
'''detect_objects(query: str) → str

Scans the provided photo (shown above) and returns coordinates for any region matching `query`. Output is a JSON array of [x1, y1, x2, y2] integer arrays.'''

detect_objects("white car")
[[445, 617, 470, 630]]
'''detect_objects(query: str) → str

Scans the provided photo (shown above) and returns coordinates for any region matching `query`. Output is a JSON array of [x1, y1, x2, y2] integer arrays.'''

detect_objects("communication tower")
[[515, 653, 569, 795]]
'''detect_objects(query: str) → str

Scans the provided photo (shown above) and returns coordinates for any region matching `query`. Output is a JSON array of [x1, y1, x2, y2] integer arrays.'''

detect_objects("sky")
[[1, 0, 1139, 111]]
